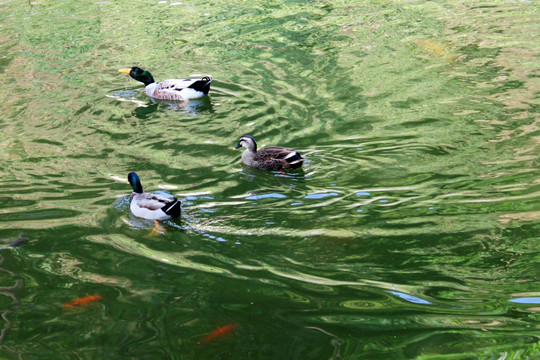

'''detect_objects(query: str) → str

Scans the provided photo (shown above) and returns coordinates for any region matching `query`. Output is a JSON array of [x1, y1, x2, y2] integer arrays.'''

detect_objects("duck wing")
[[255, 146, 305, 169], [258, 146, 304, 162], [256, 146, 296, 159], [134, 193, 176, 211], [158, 77, 211, 92], [151, 77, 212, 100]]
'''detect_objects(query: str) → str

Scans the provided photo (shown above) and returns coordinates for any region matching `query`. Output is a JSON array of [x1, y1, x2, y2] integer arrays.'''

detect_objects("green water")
[[1, 0, 539, 358]]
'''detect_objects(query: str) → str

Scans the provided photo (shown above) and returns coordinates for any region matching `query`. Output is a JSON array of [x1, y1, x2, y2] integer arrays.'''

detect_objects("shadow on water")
[[0, 242, 25, 345], [236, 164, 307, 183], [148, 97, 214, 117], [107, 87, 214, 118]]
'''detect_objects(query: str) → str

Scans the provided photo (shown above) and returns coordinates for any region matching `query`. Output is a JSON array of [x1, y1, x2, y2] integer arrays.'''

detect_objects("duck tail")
[[284, 151, 305, 168], [189, 76, 212, 95], [161, 198, 181, 218]]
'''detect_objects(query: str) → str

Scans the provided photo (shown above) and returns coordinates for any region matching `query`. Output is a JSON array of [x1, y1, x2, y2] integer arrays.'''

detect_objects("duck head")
[[234, 135, 257, 152], [128, 172, 143, 193], [119, 67, 155, 86]]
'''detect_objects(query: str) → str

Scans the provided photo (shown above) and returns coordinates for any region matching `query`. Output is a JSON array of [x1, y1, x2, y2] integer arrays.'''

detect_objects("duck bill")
[[233, 144, 242, 150], [118, 68, 131, 74]]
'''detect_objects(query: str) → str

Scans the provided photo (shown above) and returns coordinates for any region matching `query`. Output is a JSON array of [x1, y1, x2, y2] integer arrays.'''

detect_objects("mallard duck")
[[127, 172, 181, 220], [233, 135, 305, 170], [119, 67, 212, 100]]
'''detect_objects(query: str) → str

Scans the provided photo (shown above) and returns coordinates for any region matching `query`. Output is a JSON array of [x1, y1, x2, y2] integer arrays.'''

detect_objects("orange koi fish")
[[63, 295, 102, 309], [200, 324, 235, 344]]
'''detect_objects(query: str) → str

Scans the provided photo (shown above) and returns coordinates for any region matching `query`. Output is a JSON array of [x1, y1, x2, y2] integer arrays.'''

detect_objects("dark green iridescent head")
[[128, 172, 143, 193], [121, 67, 155, 86]]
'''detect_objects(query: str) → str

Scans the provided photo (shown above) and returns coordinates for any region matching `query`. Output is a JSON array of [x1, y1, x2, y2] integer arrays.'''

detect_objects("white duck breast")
[[146, 79, 210, 100]]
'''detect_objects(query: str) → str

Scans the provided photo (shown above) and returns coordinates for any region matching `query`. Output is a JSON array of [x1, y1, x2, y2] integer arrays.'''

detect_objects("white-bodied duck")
[[119, 67, 212, 100], [127, 172, 181, 221]]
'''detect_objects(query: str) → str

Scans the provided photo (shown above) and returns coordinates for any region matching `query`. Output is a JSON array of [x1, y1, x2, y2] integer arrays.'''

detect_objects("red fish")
[[63, 295, 102, 309], [200, 324, 235, 344]]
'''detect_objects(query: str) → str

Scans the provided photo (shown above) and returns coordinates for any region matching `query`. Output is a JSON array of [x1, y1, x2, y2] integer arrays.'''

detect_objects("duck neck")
[[141, 79, 155, 87], [246, 142, 257, 153], [132, 182, 143, 194], [242, 148, 256, 163]]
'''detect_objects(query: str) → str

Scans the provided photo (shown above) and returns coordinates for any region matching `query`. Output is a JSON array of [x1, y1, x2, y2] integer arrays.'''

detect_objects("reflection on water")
[[108, 88, 214, 116], [0, 0, 539, 358], [0, 253, 23, 345]]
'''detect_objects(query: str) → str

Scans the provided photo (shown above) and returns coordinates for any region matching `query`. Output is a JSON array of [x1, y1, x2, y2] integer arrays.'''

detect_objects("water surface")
[[0, 0, 539, 359]]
